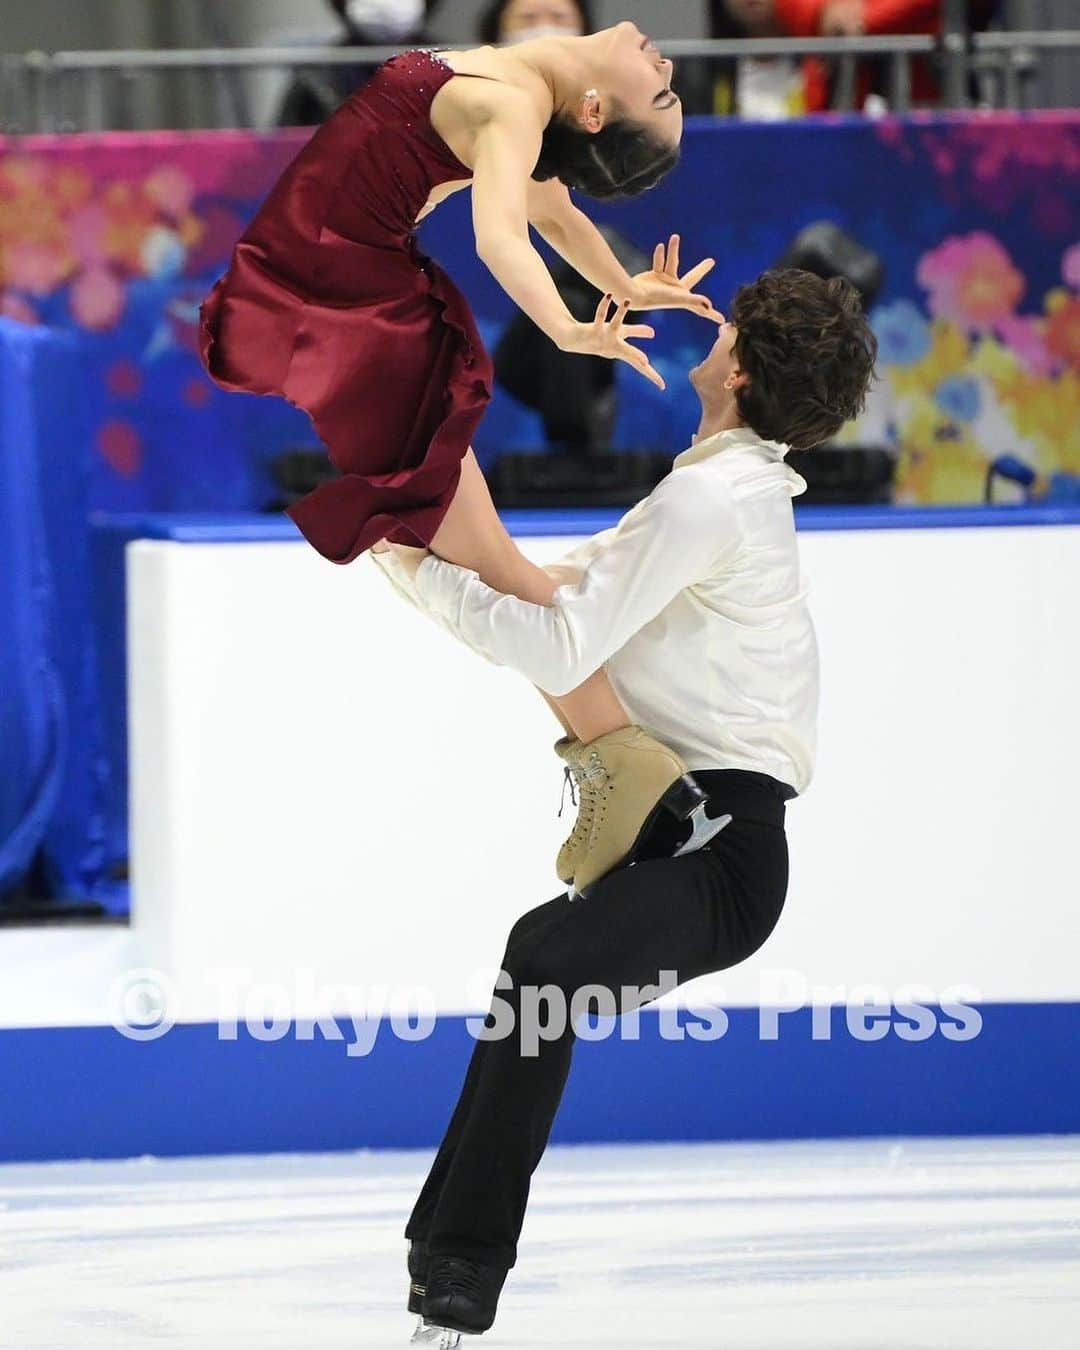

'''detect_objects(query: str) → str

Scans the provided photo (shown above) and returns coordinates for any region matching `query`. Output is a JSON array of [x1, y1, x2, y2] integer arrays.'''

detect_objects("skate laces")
[[557, 764, 577, 819], [558, 755, 604, 839], [581, 749, 610, 827]]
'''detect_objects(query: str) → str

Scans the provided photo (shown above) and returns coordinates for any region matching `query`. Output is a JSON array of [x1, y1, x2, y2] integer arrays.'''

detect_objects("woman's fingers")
[[593, 292, 614, 326], [681, 257, 716, 290], [653, 241, 666, 274], [637, 355, 667, 390], [621, 323, 656, 340], [667, 233, 681, 278], [606, 298, 633, 332], [618, 339, 665, 390]]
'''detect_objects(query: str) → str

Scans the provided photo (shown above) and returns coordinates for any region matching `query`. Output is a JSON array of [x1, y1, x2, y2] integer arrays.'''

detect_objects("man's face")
[[691, 320, 741, 402]]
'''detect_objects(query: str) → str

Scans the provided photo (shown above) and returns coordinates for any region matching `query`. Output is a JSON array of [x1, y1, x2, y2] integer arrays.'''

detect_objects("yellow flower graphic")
[[992, 368, 1080, 474], [892, 391, 989, 503], [890, 320, 970, 400]]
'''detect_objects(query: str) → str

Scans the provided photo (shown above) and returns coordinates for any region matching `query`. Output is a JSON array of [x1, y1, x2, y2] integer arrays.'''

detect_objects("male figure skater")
[[372, 267, 877, 1344]]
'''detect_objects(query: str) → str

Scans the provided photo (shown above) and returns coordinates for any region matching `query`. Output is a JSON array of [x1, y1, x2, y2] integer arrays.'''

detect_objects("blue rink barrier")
[[0, 1002, 1077, 1163], [95, 502, 1080, 542], [0, 319, 110, 906]]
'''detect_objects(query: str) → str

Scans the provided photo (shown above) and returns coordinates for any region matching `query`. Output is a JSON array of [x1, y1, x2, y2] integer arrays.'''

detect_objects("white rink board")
[[95, 522, 1079, 1027]]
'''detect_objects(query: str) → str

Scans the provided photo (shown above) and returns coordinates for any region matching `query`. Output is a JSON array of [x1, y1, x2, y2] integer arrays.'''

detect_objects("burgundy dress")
[[199, 50, 494, 564]]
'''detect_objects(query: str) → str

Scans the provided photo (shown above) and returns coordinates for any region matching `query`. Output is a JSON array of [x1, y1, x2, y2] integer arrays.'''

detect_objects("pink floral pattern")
[[878, 116, 1080, 238], [917, 233, 1025, 333], [0, 135, 304, 335], [70, 266, 125, 330], [849, 230, 1080, 501], [1, 123, 1075, 505], [1062, 243, 1080, 293]]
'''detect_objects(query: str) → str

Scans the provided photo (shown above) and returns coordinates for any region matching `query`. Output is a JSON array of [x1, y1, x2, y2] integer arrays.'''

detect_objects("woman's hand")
[[631, 235, 724, 322], [561, 294, 665, 391]]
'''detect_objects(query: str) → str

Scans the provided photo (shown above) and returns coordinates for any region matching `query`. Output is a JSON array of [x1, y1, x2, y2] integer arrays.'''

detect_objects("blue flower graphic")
[[872, 299, 931, 366], [935, 375, 982, 423]]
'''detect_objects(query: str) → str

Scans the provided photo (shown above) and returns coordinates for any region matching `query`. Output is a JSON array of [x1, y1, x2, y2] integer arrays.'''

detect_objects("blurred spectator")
[[277, 0, 439, 126], [707, 0, 1002, 115], [709, 0, 808, 117], [494, 228, 651, 459], [477, 0, 594, 45]]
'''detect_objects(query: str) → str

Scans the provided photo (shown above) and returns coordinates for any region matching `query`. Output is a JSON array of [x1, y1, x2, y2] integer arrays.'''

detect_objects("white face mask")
[[345, 0, 424, 38], [505, 23, 583, 45]]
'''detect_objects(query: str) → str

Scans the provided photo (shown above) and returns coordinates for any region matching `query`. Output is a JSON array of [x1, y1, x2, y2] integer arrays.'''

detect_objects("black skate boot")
[[407, 1239, 428, 1316], [412, 1255, 508, 1345]]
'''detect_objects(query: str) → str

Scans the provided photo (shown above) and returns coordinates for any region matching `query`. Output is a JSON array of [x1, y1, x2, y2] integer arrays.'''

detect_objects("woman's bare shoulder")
[[433, 47, 552, 133], [439, 45, 551, 106]]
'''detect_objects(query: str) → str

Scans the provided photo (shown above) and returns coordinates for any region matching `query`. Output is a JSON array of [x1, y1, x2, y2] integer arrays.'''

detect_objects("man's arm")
[[540, 526, 620, 589], [369, 528, 618, 665], [411, 467, 740, 697]]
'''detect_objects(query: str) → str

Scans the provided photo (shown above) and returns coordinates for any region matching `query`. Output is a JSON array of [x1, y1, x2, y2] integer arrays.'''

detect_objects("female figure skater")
[[201, 21, 724, 889]]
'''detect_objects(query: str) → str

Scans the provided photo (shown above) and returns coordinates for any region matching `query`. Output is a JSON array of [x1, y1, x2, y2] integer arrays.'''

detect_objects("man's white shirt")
[[372, 425, 820, 795]]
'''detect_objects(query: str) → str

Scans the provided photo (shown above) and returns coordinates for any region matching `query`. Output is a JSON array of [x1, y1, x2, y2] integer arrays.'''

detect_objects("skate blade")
[[570, 805, 735, 899], [671, 803, 733, 858], [411, 1319, 464, 1348]]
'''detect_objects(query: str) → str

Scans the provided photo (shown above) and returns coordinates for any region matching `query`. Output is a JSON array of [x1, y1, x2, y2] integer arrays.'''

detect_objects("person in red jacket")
[[777, 0, 942, 110], [712, 0, 999, 113]]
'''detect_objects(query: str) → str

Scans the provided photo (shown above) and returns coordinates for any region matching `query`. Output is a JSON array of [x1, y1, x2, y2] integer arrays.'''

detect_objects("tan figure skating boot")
[[569, 726, 719, 900], [554, 735, 592, 885]]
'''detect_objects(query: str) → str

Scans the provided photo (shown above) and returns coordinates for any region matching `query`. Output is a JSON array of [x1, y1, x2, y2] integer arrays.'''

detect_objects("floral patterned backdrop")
[[2, 113, 1077, 909], [843, 119, 1080, 505], [1, 113, 1078, 510], [0, 131, 311, 514]]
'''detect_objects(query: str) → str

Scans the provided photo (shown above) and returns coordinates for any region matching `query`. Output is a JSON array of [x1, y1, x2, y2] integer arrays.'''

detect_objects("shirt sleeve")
[[540, 525, 620, 589], [412, 466, 740, 697]]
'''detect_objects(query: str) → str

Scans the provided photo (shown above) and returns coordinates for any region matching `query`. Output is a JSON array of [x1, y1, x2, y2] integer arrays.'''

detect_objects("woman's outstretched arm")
[[527, 178, 725, 323], [526, 177, 639, 300], [469, 88, 665, 388]]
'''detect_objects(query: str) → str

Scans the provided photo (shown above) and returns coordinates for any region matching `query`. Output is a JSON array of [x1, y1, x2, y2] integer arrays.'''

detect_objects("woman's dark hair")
[[478, 0, 595, 45], [532, 116, 680, 200], [730, 268, 878, 451]]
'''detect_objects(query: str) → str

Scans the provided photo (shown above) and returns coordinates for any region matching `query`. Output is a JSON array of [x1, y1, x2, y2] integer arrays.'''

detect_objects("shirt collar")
[[673, 425, 790, 471]]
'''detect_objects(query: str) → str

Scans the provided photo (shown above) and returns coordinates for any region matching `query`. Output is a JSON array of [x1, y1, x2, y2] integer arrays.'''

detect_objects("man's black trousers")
[[406, 768, 794, 1270]]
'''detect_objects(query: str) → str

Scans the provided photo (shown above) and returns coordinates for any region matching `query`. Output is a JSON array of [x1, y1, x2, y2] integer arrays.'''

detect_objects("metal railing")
[[1, 30, 1078, 135]]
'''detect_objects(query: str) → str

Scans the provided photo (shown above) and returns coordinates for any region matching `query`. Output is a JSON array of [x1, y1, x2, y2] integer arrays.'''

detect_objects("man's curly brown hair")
[[730, 268, 878, 452]]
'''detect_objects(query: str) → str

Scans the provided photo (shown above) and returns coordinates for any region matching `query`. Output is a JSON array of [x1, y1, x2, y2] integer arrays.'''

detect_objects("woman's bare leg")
[[428, 449, 629, 744], [538, 690, 575, 739]]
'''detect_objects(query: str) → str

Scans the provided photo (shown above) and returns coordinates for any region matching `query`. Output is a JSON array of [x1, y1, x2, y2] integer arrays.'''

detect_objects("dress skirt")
[[198, 55, 495, 565]]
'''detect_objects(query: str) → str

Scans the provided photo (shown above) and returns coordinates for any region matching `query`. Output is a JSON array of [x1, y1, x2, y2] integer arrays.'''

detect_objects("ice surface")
[[1, 1136, 1078, 1349]]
